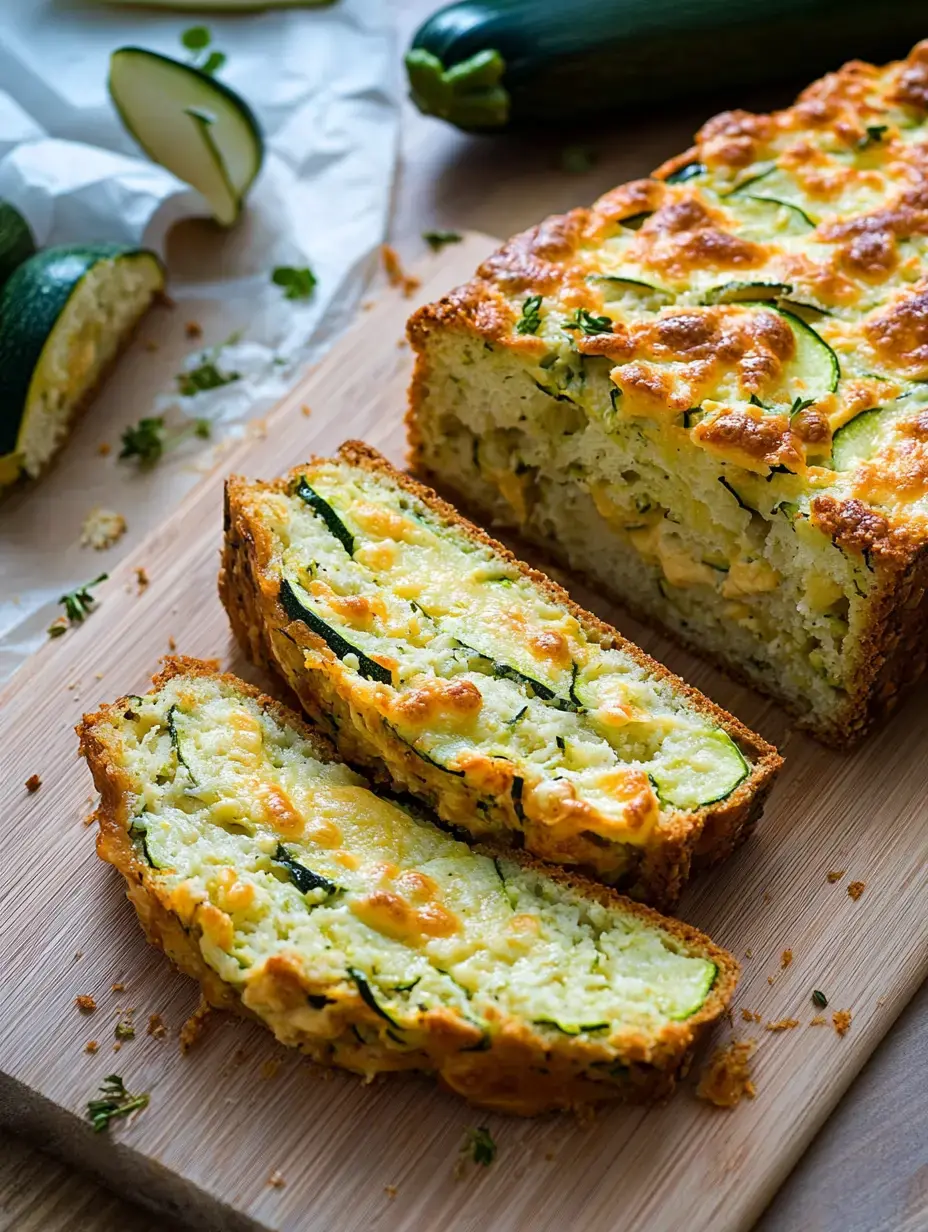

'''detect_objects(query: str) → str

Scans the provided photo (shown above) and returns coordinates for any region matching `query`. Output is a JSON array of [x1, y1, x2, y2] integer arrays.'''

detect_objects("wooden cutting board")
[[2, 234, 926, 1232]]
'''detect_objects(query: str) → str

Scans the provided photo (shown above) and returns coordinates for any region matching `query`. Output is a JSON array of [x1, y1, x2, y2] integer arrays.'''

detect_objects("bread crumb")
[[261, 1058, 281, 1081], [381, 244, 420, 297], [25, 774, 41, 793], [741, 1008, 762, 1023], [85, 1040, 99, 1054], [113, 1041, 121, 1052], [696, 1040, 756, 1107], [80, 507, 127, 551], [384, 1185, 398, 1200], [267, 1170, 286, 1189], [147, 1013, 167, 1039], [744, 948, 753, 959], [185, 321, 203, 339], [877, 996, 887, 1007], [847, 881, 865, 901], [136, 567, 149, 592], [826, 870, 845, 883], [179, 995, 212, 1053], [97, 442, 111, 457], [765, 1018, 800, 1032], [301, 404, 312, 417], [75, 995, 96, 1013], [810, 1016, 827, 1026], [74, 951, 83, 961], [767, 975, 774, 985], [780, 949, 793, 969], [112, 982, 125, 993], [833, 1009, 852, 1036], [396, 338, 408, 349], [362, 300, 375, 311], [168, 636, 177, 651]]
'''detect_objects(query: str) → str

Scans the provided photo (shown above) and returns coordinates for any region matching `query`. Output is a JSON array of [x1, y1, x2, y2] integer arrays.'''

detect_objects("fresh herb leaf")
[[790, 396, 816, 417], [515, 294, 543, 336], [114, 1020, 135, 1040], [176, 359, 239, 397], [272, 265, 317, 301], [181, 25, 211, 52], [275, 843, 340, 898], [58, 574, 108, 625], [858, 125, 887, 149], [463, 1126, 497, 1167], [86, 1074, 149, 1133], [120, 415, 212, 468], [560, 145, 598, 175], [422, 230, 462, 251], [562, 307, 613, 336], [812, 989, 828, 1008], [200, 50, 227, 76]]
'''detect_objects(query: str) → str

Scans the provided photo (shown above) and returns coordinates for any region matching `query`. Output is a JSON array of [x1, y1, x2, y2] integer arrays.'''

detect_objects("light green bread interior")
[[113, 673, 718, 1041], [257, 460, 752, 820]]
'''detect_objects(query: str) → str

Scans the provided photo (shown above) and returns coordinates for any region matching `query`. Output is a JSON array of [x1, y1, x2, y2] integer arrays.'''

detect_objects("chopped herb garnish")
[[423, 230, 463, 251], [812, 989, 828, 1008], [515, 294, 543, 336], [560, 144, 598, 175], [119, 416, 211, 468], [114, 1020, 135, 1040], [272, 265, 318, 301], [58, 574, 108, 626], [463, 1126, 497, 1167], [86, 1073, 149, 1133], [563, 307, 613, 336], [858, 125, 887, 149], [790, 396, 816, 417], [176, 358, 240, 398], [181, 25, 226, 76]]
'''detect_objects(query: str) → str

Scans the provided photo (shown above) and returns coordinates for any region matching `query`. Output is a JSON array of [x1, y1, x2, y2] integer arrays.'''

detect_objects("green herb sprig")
[[176, 356, 240, 399], [86, 1074, 149, 1133], [789, 396, 816, 418], [422, 230, 463, 252], [54, 574, 108, 631], [515, 294, 543, 336], [119, 416, 211, 468], [271, 265, 318, 301], [463, 1126, 497, 1167], [563, 307, 613, 337], [181, 26, 226, 76]]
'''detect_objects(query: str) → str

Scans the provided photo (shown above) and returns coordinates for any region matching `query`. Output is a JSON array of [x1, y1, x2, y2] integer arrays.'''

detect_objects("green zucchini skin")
[[0, 201, 35, 290], [408, 0, 927, 131]]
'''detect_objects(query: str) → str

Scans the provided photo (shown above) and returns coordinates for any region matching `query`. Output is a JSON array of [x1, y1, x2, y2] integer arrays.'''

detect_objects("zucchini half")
[[109, 49, 264, 227], [406, 0, 927, 131], [0, 245, 164, 492]]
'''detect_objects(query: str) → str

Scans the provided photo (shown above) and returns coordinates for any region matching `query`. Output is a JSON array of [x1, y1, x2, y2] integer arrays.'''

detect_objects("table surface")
[[3, 5, 927, 1230]]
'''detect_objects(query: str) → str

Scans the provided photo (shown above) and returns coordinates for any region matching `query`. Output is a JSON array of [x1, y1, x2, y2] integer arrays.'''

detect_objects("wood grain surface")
[[1, 232, 927, 1232]]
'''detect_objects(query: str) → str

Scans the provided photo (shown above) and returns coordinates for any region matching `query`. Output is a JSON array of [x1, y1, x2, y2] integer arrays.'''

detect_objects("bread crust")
[[78, 656, 739, 1116], [219, 443, 781, 911], [404, 44, 928, 748]]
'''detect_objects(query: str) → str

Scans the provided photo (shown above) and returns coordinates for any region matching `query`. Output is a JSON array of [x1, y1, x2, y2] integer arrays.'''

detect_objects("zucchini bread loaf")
[[78, 658, 738, 1114], [221, 442, 780, 911], [407, 42, 928, 745]]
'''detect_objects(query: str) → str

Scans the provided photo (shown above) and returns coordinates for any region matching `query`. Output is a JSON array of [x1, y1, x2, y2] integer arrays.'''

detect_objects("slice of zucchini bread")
[[220, 442, 780, 911], [407, 42, 928, 746], [78, 657, 738, 1114]]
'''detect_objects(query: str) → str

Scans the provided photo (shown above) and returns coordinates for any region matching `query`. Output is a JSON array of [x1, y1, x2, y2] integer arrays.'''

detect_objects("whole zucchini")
[[406, 0, 928, 131]]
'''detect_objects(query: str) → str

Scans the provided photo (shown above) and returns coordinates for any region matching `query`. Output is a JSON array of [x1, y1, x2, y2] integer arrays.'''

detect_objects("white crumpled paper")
[[0, 0, 399, 681]]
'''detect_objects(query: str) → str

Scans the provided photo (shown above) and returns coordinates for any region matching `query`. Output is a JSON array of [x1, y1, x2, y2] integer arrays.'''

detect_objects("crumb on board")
[[744, 948, 753, 959], [384, 1185, 398, 1200], [833, 1010, 852, 1037], [826, 870, 845, 883], [780, 949, 793, 969], [847, 881, 866, 901], [97, 442, 111, 457], [74, 951, 83, 961], [179, 996, 212, 1053], [85, 1040, 99, 1054], [696, 1040, 756, 1108], [877, 997, 887, 1008], [267, 1171, 286, 1189], [25, 774, 41, 793], [767, 975, 774, 986], [75, 995, 96, 1013], [80, 507, 126, 551], [397, 338, 408, 349], [113, 1041, 121, 1052], [48, 616, 68, 639], [765, 1018, 800, 1032], [762, 891, 772, 903], [136, 567, 149, 592], [381, 244, 420, 298], [741, 1009, 762, 1023], [810, 1016, 827, 1026], [185, 321, 203, 339], [147, 1013, 167, 1039], [168, 636, 177, 651], [261, 1058, 281, 1081], [301, 404, 312, 417], [112, 982, 125, 993]]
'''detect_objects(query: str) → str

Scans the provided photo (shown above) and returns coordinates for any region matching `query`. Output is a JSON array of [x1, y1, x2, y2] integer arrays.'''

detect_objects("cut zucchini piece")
[[741, 304, 839, 406], [279, 576, 393, 684], [726, 192, 815, 240], [590, 275, 673, 307], [293, 476, 355, 557], [649, 729, 749, 810], [109, 48, 264, 227], [0, 200, 35, 290], [0, 244, 164, 491], [830, 407, 886, 471], [728, 166, 820, 224], [702, 280, 792, 305]]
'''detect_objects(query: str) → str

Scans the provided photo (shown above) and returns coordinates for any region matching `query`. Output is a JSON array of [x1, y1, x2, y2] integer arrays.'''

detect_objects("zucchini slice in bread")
[[221, 442, 781, 910], [78, 658, 738, 1115]]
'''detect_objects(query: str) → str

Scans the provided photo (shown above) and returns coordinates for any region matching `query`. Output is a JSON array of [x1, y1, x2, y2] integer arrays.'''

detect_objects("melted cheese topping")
[[479, 42, 928, 531], [110, 672, 717, 1036], [261, 461, 751, 832]]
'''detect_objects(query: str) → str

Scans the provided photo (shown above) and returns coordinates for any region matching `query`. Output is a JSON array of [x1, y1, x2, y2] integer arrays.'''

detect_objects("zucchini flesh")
[[648, 730, 748, 810], [831, 408, 886, 471], [293, 476, 355, 556], [279, 577, 393, 684]]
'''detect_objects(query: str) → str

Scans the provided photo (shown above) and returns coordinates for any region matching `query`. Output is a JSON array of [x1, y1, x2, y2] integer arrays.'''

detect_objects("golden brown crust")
[[77, 658, 739, 1116], [220, 443, 781, 910]]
